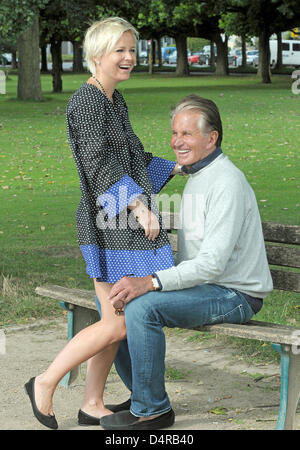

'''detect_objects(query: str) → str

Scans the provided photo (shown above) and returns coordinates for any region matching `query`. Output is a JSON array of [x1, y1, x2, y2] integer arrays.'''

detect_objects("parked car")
[[252, 54, 259, 67], [0, 55, 9, 66], [161, 46, 177, 64], [2, 53, 12, 64], [188, 51, 207, 65], [169, 51, 177, 64], [246, 50, 259, 65], [203, 44, 217, 63], [139, 51, 147, 64], [270, 40, 300, 67], [237, 50, 259, 66]]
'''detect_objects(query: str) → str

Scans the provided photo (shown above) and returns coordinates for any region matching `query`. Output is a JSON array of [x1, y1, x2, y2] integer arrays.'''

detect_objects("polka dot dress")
[[66, 83, 175, 282]]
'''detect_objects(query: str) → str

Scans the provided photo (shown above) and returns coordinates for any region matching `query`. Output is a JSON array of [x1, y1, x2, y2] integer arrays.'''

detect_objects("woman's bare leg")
[[33, 279, 126, 418], [80, 343, 120, 417], [80, 281, 125, 417]]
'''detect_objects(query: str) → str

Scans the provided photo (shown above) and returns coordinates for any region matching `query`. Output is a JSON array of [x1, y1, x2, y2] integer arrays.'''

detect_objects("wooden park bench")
[[35, 212, 300, 430]]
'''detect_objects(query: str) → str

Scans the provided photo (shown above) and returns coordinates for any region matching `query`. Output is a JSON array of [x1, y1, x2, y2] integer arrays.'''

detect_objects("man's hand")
[[109, 275, 153, 309]]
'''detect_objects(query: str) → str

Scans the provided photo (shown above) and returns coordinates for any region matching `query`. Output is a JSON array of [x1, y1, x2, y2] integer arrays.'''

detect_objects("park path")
[[0, 317, 299, 430]]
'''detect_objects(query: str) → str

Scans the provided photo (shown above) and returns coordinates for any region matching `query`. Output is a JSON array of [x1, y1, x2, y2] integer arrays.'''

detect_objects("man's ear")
[[209, 130, 219, 147]]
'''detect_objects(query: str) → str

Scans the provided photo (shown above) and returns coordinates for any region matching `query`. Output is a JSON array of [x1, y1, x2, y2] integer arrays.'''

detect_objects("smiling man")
[[100, 95, 273, 430]]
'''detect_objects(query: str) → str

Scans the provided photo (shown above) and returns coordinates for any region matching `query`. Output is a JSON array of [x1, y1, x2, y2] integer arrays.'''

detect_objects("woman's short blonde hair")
[[83, 17, 139, 74]]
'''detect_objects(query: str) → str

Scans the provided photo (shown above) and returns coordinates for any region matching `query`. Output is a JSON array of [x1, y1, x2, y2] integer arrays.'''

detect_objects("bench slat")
[[162, 212, 300, 246], [271, 269, 300, 292], [168, 236, 300, 270], [262, 222, 300, 245], [193, 320, 300, 346], [266, 244, 300, 268], [167, 234, 300, 292], [35, 285, 300, 346], [35, 285, 97, 311]]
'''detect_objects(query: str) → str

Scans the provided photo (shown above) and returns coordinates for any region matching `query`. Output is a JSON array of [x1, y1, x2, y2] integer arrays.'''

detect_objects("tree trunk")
[[214, 34, 229, 76], [50, 39, 62, 93], [157, 37, 162, 67], [241, 34, 247, 67], [152, 40, 156, 65], [72, 41, 84, 73], [210, 41, 216, 66], [275, 32, 282, 70], [41, 45, 48, 72], [175, 34, 189, 76], [148, 39, 153, 75], [136, 46, 140, 67], [17, 16, 42, 101], [12, 52, 17, 69], [257, 30, 271, 83]]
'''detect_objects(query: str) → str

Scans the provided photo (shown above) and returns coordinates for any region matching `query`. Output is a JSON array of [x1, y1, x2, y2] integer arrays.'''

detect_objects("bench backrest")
[[161, 212, 300, 293]]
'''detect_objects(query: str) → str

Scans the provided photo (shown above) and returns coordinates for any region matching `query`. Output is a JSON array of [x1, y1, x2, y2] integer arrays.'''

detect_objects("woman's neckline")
[[85, 81, 115, 104]]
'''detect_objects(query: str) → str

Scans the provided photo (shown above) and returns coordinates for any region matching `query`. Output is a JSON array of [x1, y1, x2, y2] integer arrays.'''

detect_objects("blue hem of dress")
[[80, 243, 175, 283]]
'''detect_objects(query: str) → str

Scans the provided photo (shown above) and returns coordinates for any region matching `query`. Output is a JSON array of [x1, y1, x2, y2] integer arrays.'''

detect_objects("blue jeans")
[[96, 284, 255, 417]]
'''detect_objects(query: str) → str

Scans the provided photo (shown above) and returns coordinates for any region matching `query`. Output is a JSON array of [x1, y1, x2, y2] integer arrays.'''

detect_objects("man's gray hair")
[[171, 95, 223, 147]]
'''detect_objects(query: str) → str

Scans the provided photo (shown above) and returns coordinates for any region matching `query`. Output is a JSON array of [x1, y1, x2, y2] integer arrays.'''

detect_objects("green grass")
[[0, 72, 299, 350]]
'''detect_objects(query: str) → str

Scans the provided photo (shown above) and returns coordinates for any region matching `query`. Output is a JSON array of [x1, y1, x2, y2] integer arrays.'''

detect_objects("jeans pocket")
[[210, 304, 245, 325]]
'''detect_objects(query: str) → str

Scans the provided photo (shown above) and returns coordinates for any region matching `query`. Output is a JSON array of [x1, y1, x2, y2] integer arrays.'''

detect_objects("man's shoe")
[[100, 409, 175, 430], [105, 398, 131, 413], [78, 398, 131, 426]]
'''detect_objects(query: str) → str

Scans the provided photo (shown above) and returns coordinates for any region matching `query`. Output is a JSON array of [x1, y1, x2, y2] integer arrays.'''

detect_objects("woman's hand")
[[128, 199, 160, 241]]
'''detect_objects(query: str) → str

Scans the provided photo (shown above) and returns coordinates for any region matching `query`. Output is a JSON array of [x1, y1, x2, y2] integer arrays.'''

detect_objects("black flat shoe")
[[78, 398, 131, 426], [105, 398, 131, 413], [24, 377, 58, 430], [78, 409, 101, 426], [100, 408, 175, 430]]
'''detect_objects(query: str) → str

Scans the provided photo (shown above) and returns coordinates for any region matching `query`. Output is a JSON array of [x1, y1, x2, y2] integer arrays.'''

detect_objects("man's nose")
[[173, 136, 184, 148]]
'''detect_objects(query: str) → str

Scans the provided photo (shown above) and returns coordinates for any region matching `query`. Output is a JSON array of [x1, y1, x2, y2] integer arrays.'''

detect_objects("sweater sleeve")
[[67, 96, 143, 219], [156, 176, 246, 290]]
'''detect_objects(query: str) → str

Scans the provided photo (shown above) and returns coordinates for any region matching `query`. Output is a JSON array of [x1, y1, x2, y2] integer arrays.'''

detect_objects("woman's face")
[[96, 31, 136, 85]]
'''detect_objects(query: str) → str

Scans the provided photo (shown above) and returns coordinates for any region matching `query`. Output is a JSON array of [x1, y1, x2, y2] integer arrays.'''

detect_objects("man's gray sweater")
[[156, 153, 273, 299]]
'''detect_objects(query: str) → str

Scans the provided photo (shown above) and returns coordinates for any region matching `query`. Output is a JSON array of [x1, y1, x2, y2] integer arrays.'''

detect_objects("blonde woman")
[[24, 17, 180, 429]]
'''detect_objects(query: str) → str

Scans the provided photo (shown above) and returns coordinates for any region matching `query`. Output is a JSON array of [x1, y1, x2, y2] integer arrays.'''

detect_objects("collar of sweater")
[[182, 146, 223, 175]]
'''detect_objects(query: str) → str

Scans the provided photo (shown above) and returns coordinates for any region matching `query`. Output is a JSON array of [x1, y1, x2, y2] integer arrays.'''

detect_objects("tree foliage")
[[0, 0, 49, 37]]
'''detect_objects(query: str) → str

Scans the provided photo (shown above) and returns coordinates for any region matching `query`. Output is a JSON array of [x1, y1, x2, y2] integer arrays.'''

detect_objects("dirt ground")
[[0, 317, 299, 431]]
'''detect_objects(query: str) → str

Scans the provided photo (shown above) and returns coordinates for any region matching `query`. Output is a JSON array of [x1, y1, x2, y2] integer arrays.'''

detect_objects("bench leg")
[[58, 302, 79, 387], [272, 343, 300, 430]]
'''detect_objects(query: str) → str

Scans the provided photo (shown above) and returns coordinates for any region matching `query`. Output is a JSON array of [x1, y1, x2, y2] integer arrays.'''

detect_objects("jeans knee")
[[125, 293, 161, 330], [125, 295, 152, 322]]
